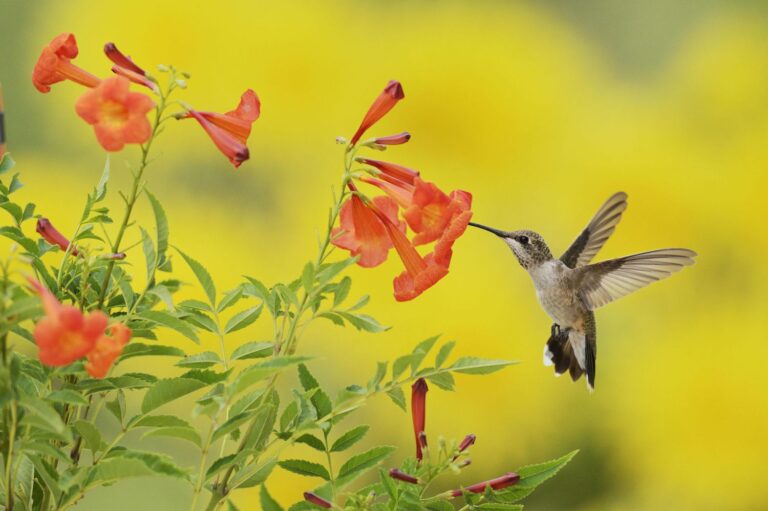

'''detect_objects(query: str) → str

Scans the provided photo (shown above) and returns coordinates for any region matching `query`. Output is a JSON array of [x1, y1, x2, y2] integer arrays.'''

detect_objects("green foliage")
[[0, 70, 573, 511]]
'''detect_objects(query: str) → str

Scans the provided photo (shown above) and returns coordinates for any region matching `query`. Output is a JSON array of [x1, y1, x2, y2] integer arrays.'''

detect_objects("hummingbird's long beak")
[[468, 222, 509, 238]]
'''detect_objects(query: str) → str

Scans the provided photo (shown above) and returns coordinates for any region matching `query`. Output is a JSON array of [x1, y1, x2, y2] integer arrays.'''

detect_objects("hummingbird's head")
[[469, 223, 553, 270]]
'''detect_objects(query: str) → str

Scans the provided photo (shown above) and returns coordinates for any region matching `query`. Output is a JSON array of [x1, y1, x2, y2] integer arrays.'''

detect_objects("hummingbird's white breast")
[[528, 260, 583, 328]]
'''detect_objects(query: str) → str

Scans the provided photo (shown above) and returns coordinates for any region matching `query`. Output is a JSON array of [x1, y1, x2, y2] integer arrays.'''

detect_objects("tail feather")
[[545, 324, 594, 390]]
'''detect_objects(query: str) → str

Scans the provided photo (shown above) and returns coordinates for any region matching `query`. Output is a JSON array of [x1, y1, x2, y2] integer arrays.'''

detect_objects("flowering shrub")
[[0, 33, 574, 510]]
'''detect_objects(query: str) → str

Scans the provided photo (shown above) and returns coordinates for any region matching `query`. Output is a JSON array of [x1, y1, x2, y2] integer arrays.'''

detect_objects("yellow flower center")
[[99, 100, 128, 127]]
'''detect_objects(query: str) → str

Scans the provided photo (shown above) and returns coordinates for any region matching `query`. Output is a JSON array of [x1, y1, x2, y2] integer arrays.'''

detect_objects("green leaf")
[[131, 415, 193, 429], [427, 371, 455, 391], [434, 341, 456, 368], [295, 434, 326, 452], [333, 276, 352, 307], [141, 227, 157, 282], [410, 335, 440, 373], [74, 420, 103, 453], [243, 402, 277, 452], [212, 412, 252, 443], [337, 446, 395, 482], [278, 459, 330, 480], [298, 364, 332, 419], [233, 356, 312, 393], [141, 378, 207, 413], [301, 262, 315, 291], [450, 357, 517, 375], [392, 354, 412, 380], [386, 387, 406, 411], [89, 451, 189, 487], [19, 397, 71, 441], [517, 450, 578, 489], [230, 341, 273, 361], [176, 248, 216, 306], [139, 310, 199, 343], [229, 389, 266, 416], [20, 441, 69, 464], [146, 190, 169, 263], [217, 286, 243, 312], [119, 343, 185, 361], [337, 312, 388, 333], [94, 156, 110, 201], [260, 485, 285, 511], [205, 454, 238, 481], [330, 425, 369, 452], [224, 304, 263, 333], [106, 390, 126, 424], [0, 226, 39, 254], [176, 351, 222, 369], [316, 257, 357, 284], [0, 153, 16, 173], [142, 427, 202, 448], [236, 458, 277, 488], [46, 389, 88, 406]]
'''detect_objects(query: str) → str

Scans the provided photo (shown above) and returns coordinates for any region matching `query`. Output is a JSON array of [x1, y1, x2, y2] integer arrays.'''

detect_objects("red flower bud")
[[374, 132, 411, 145], [411, 378, 428, 461], [389, 468, 420, 484], [111, 65, 158, 92], [458, 459, 472, 468], [357, 158, 419, 186], [303, 492, 332, 508], [36, 218, 78, 255], [449, 472, 520, 497], [350, 80, 404, 145], [453, 434, 476, 461], [104, 43, 145, 75]]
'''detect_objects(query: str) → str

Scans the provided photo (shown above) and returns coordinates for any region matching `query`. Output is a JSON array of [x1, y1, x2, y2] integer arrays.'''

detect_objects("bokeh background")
[[2, 1, 767, 509]]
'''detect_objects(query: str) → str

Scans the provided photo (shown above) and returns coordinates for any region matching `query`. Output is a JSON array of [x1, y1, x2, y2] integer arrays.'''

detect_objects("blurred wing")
[[575, 248, 697, 310], [560, 192, 628, 269]]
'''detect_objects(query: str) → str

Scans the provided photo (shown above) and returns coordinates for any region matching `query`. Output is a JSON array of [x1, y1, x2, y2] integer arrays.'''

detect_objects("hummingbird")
[[469, 192, 696, 390]]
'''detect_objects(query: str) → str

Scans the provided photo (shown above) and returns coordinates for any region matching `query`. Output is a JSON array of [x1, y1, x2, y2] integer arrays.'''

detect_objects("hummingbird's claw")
[[551, 323, 561, 337]]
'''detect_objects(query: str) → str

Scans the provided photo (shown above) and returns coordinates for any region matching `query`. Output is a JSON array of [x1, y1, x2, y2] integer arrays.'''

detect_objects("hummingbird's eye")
[[517, 235, 529, 245]]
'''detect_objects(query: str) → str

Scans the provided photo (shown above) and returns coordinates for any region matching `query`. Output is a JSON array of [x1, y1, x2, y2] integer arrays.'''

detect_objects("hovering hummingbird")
[[469, 192, 696, 390]]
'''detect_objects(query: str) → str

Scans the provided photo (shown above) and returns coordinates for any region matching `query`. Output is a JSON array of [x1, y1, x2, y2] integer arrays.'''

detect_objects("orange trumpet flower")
[[350, 80, 404, 145], [75, 76, 155, 151], [28, 278, 108, 367], [33, 33, 100, 93], [85, 323, 132, 378]]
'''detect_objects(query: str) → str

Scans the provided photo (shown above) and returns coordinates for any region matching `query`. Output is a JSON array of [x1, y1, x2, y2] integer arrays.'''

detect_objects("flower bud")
[[449, 472, 520, 498], [350, 80, 404, 145], [453, 434, 476, 461], [36, 218, 78, 255], [303, 492, 332, 508], [374, 132, 411, 145], [411, 378, 428, 461], [389, 468, 420, 484], [104, 42, 145, 75]]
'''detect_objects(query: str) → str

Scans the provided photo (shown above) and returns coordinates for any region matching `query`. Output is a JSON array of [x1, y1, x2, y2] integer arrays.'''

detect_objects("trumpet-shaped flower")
[[411, 378, 429, 461], [33, 33, 100, 93], [75, 76, 155, 151], [374, 132, 411, 146], [449, 472, 520, 497], [404, 180, 473, 246], [36, 218, 78, 255], [357, 158, 419, 186], [181, 90, 259, 168], [331, 195, 404, 267], [104, 42, 145, 75], [28, 278, 108, 367], [350, 80, 404, 145], [85, 323, 132, 378]]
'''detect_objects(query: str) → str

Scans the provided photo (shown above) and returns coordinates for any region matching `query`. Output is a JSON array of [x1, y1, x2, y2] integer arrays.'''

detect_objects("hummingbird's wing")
[[574, 248, 697, 310], [560, 192, 628, 269]]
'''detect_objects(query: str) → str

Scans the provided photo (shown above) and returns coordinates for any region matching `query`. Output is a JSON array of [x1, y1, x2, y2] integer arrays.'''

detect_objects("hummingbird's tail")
[[544, 321, 596, 391]]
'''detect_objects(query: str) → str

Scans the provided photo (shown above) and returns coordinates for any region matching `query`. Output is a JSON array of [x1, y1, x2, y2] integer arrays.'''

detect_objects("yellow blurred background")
[[2, 0, 767, 509]]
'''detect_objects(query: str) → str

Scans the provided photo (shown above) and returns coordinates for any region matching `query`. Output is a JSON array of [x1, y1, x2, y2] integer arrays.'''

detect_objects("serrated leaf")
[[176, 248, 216, 306], [140, 227, 156, 282], [205, 454, 238, 481], [410, 335, 440, 373], [146, 190, 169, 264], [142, 426, 201, 448], [450, 357, 517, 375], [46, 389, 88, 406], [337, 312, 388, 333], [392, 354, 412, 380], [217, 286, 243, 312], [278, 459, 329, 480], [260, 485, 284, 511], [296, 434, 326, 452], [233, 356, 312, 393], [212, 412, 252, 443], [19, 397, 71, 441], [131, 415, 192, 429], [386, 387, 406, 411], [74, 420, 102, 453], [230, 341, 273, 361], [427, 371, 455, 391], [337, 446, 395, 481], [316, 257, 357, 284], [517, 450, 578, 488], [301, 262, 315, 291], [236, 458, 277, 488], [224, 304, 263, 333], [139, 310, 199, 343], [330, 425, 369, 452], [141, 378, 207, 413], [119, 343, 185, 361], [434, 341, 456, 368], [176, 351, 222, 369]]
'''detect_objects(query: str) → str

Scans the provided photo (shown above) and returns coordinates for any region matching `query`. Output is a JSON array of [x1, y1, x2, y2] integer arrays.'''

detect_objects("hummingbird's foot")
[[550, 323, 561, 337]]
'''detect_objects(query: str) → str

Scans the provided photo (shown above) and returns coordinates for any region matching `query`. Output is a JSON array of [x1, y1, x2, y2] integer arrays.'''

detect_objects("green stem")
[[189, 421, 218, 511], [4, 395, 17, 511], [202, 145, 357, 511], [324, 430, 336, 500], [96, 80, 175, 309]]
